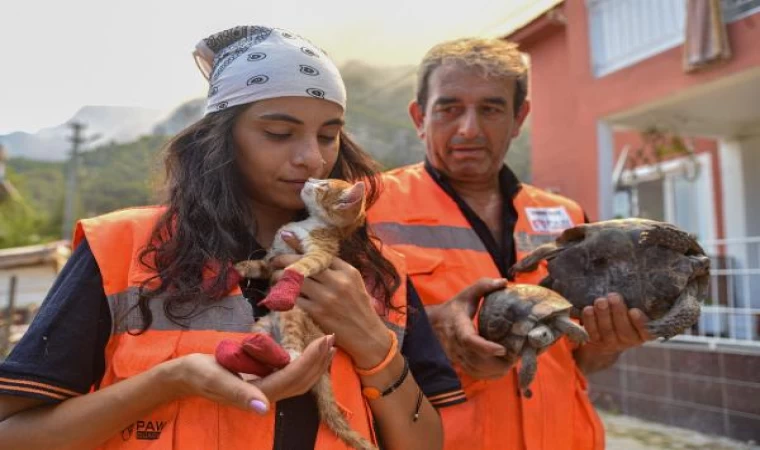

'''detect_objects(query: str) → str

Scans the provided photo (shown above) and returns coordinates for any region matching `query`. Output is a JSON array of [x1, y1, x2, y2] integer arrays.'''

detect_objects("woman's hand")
[[270, 254, 392, 370], [161, 334, 335, 413]]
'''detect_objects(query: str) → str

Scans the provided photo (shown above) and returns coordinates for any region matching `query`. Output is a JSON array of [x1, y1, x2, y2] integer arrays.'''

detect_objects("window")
[[614, 153, 715, 242]]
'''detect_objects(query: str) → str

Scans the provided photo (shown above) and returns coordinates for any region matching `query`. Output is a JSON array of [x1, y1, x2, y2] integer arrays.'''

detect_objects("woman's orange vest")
[[367, 163, 604, 450], [73, 206, 408, 450]]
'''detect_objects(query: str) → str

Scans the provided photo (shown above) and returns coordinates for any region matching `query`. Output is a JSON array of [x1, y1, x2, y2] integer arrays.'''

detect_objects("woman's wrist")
[[152, 357, 193, 403], [348, 324, 395, 370]]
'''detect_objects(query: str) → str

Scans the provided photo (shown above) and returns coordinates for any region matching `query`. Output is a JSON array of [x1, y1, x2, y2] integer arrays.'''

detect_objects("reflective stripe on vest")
[[367, 163, 604, 450], [74, 206, 408, 450]]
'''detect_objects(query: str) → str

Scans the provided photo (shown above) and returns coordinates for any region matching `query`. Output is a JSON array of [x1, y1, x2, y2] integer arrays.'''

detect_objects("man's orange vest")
[[73, 206, 408, 450], [367, 163, 604, 450]]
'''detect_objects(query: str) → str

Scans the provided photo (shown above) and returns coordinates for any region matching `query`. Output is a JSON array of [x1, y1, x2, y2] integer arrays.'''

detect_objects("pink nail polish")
[[250, 399, 268, 414]]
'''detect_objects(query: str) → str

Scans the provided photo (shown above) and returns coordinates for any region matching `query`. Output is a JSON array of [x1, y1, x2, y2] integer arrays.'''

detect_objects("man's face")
[[410, 63, 529, 183]]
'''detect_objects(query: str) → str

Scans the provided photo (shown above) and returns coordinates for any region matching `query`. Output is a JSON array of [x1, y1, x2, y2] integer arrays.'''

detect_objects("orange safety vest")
[[367, 163, 604, 450], [73, 206, 408, 450]]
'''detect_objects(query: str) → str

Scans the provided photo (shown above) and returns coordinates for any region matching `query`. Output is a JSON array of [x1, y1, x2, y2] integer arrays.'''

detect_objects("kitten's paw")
[[234, 260, 267, 279], [241, 333, 291, 369], [260, 269, 304, 311], [215, 339, 273, 376]]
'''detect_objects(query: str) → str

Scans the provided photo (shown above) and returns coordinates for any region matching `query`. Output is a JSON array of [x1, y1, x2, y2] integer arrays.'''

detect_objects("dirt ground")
[[601, 412, 759, 450]]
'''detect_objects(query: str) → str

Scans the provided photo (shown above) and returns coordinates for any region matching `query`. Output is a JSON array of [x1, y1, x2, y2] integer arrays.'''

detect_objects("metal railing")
[[675, 236, 760, 348]]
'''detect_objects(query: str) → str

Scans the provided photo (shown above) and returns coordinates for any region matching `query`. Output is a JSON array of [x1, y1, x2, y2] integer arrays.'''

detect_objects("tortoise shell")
[[511, 218, 710, 339]]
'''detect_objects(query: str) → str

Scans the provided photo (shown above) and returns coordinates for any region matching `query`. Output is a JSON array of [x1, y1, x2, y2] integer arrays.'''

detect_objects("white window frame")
[[618, 152, 717, 243]]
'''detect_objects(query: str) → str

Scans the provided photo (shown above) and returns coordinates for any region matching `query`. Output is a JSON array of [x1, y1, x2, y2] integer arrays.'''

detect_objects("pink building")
[[502, 0, 760, 442]]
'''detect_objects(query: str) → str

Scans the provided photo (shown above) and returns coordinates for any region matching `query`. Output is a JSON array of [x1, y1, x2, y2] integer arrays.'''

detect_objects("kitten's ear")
[[335, 181, 365, 209]]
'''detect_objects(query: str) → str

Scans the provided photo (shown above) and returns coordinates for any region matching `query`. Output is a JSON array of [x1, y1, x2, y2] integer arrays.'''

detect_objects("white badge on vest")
[[524, 206, 574, 233]]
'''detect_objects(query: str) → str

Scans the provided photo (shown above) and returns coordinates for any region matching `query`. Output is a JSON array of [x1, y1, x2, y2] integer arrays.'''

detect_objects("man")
[[367, 38, 653, 449]]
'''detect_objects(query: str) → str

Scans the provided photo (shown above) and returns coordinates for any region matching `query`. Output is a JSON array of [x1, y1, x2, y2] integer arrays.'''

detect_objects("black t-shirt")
[[423, 159, 590, 278], [0, 238, 464, 449]]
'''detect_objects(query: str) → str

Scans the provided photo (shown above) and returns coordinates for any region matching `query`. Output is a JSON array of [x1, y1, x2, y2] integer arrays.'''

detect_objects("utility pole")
[[61, 122, 87, 240]]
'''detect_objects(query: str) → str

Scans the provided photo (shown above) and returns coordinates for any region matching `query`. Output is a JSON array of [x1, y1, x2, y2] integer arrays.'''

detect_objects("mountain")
[[2, 61, 532, 250], [0, 106, 166, 161], [1, 61, 529, 176], [152, 98, 206, 136]]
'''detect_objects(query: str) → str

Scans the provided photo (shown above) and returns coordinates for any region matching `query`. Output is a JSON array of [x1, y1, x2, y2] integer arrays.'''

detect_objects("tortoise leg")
[[504, 334, 526, 356], [509, 243, 560, 277], [690, 255, 710, 277], [518, 346, 538, 398], [511, 316, 538, 338], [553, 315, 589, 344], [646, 280, 702, 340]]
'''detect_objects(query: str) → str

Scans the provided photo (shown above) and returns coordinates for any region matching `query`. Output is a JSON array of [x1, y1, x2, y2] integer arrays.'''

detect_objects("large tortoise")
[[510, 218, 710, 340], [478, 284, 589, 397]]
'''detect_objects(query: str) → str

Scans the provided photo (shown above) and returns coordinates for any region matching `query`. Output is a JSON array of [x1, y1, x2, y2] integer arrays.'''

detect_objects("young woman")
[[0, 26, 464, 449]]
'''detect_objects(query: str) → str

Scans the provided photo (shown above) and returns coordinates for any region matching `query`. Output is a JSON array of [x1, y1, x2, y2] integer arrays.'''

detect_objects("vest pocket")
[[404, 249, 445, 275], [110, 330, 181, 380], [101, 331, 182, 449], [404, 250, 448, 306]]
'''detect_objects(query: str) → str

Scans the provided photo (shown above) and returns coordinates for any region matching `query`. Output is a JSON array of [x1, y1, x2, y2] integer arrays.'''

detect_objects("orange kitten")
[[234, 178, 375, 450]]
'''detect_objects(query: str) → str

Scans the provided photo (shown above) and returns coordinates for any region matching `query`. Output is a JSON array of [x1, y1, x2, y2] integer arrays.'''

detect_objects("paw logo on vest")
[[122, 420, 167, 441], [121, 424, 134, 441]]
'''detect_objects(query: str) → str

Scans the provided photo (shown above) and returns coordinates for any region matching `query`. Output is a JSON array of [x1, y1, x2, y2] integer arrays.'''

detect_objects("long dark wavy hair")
[[133, 104, 400, 331]]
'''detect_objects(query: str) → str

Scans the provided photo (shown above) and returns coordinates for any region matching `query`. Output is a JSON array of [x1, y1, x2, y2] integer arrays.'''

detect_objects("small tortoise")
[[510, 218, 710, 340], [478, 284, 589, 397]]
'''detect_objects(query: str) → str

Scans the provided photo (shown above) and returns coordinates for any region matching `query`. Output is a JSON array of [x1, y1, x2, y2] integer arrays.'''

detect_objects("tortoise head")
[[509, 225, 588, 276]]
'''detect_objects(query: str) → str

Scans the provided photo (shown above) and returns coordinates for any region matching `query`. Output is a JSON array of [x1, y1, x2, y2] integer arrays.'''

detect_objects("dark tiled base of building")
[[588, 344, 760, 443]]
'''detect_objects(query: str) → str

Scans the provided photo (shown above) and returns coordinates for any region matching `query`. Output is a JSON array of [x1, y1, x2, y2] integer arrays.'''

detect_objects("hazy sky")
[[0, 0, 547, 134]]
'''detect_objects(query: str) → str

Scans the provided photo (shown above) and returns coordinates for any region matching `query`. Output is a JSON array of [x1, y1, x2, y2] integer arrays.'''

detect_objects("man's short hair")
[[416, 38, 528, 117]]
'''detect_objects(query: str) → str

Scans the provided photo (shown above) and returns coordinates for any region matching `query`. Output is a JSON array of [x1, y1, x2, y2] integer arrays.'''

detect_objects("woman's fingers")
[[174, 354, 272, 414]]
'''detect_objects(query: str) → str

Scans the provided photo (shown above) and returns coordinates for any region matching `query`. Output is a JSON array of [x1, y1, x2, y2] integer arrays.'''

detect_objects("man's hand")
[[427, 278, 516, 379], [574, 293, 654, 374]]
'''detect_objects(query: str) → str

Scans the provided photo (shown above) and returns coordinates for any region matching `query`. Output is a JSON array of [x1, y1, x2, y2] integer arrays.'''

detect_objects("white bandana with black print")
[[193, 25, 347, 115]]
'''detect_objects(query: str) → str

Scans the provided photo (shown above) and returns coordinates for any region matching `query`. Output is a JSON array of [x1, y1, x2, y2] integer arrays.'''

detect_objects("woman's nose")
[[292, 137, 324, 171]]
